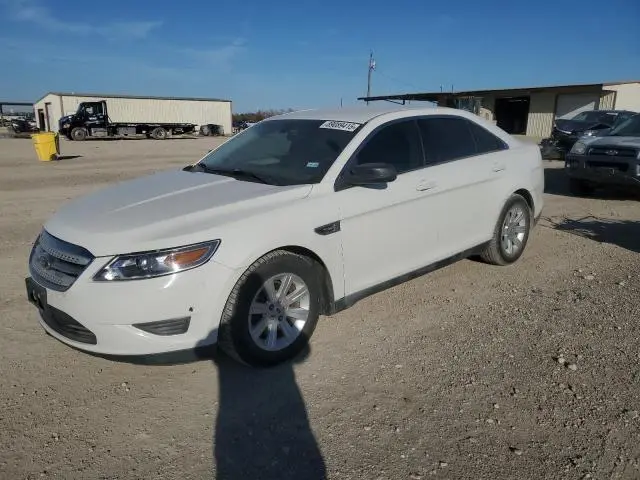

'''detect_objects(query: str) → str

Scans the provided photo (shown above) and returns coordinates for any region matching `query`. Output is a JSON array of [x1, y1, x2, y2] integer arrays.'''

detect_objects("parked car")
[[565, 113, 640, 195], [540, 109, 636, 160], [25, 105, 544, 367], [232, 120, 250, 133], [8, 118, 38, 134]]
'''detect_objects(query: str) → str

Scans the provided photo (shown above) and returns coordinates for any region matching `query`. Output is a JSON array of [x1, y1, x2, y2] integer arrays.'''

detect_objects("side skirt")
[[328, 242, 490, 315]]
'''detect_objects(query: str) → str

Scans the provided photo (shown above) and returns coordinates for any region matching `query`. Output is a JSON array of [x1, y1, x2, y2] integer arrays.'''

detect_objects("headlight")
[[570, 141, 587, 155], [581, 130, 597, 137], [93, 240, 220, 281], [62, 123, 70, 129]]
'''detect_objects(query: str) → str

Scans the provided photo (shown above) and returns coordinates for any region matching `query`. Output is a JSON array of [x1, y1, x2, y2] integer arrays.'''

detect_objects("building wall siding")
[[607, 82, 640, 111], [526, 92, 556, 137], [599, 90, 617, 110], [34, 95, 233, 134], [478, 95, 496, 122], [33, 93, 61, 131]]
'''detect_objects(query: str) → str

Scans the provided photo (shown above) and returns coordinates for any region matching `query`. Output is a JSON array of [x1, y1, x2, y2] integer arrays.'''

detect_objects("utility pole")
[[366, 50, 375, 105]]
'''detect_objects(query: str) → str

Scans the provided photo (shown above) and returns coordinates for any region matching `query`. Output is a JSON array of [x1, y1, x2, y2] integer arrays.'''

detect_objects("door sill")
[[329, 242, 489, 314]]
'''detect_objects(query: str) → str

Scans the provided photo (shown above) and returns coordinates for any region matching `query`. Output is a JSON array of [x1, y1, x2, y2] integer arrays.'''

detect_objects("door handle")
[[416, 181, 437, 191], [492, 164, 506, 172]]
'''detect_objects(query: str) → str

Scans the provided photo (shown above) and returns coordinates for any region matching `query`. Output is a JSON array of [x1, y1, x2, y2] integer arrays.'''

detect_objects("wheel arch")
[[513, 188, 534, 212], [274, 245, 335, 316], [239, 245, 336, 316]]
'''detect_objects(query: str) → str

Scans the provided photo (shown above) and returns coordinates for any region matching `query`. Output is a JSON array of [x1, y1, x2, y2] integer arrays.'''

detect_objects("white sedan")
[[26, 105, 544, 366]]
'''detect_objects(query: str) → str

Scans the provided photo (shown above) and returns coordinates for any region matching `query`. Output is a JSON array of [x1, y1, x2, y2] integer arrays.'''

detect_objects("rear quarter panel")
[[507, 139, 545, 219]]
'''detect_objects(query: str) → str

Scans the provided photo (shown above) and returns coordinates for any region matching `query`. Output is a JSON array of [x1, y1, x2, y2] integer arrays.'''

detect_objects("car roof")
[[265, 104, 468, 124]]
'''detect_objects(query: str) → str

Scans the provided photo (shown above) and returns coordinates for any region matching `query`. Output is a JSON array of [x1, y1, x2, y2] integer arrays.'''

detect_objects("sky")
[[1, 0, 639, 113]]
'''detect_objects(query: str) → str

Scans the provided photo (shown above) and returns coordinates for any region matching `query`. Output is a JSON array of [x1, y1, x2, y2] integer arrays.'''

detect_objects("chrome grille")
[[588, 146, 638, 157], [29, 230, 94, 292]]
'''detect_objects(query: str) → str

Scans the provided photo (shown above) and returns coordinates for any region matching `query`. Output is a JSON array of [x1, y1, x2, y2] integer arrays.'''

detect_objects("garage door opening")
[[494, 96, 530, 135]]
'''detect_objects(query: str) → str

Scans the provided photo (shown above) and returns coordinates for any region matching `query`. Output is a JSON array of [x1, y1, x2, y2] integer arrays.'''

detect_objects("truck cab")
[[59, 101, 109, 140]]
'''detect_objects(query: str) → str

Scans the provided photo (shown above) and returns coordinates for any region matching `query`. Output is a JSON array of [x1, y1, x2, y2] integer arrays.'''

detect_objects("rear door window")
[[417, 117, 477, 164], [467, 121, 508, 154]]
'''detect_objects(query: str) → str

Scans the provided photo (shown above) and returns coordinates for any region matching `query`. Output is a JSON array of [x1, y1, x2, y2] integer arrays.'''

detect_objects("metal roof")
[[35, 92, 232, 104], [0, 101, 33, 107], [263, 104, 495, 124], [358, 80, 640, 103]]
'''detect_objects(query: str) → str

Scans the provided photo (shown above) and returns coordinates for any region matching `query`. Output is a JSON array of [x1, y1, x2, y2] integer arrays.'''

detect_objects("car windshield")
[[609, 114, 640, 137], [571, 111, 617, 124], [196, 119, 362, 185]]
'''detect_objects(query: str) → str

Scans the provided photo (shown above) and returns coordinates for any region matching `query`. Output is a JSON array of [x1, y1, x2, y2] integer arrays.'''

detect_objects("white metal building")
[[360, 80, 640, 138], [33, 92, 233, 135]]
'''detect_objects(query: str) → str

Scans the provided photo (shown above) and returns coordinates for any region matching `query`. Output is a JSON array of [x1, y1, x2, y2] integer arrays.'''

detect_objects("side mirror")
[[347, 163, 397, 186]]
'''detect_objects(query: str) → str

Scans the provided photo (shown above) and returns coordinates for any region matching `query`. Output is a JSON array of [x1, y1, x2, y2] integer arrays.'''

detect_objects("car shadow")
[[54, 155, 83, 161], [546, 215, 640, 254]]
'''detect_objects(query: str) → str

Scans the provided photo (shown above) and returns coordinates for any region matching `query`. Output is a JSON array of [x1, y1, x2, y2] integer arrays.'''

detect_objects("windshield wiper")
[[187, 164, 277, 185]]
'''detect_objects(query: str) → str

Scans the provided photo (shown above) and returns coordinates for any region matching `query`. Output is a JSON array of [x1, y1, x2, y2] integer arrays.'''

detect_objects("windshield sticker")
[[319, 120, 361, 132], [306, 162, 319, 168]]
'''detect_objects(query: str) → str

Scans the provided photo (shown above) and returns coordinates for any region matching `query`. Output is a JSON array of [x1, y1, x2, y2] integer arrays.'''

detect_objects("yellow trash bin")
[[31, 132, 60, 161]]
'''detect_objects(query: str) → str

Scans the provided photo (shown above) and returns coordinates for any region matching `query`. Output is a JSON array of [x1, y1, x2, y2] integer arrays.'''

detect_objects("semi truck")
[[58, 100, 224, 141]]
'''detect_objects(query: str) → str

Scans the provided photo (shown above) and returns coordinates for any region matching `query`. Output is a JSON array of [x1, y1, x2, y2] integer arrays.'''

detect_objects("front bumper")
[[540, 132, 578, 159], [565, 154, 640, 188], [26, 258, 240, 356]]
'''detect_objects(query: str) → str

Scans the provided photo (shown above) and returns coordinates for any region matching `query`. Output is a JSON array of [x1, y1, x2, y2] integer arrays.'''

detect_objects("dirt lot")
[[1, 137, 640, 480]]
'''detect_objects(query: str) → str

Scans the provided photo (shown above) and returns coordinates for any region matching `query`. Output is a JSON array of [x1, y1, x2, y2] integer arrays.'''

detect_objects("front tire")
[[480, 194, 531, 266], [218, 250, 322, 367], [70, 127, 87, 141]]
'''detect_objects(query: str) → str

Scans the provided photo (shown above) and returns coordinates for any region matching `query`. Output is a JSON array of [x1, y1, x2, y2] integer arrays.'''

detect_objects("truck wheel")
[[218, 250, 322, 367], [150, 127, 167, 140], [200, 125, 211, 136], [70, 127, 87, 141]]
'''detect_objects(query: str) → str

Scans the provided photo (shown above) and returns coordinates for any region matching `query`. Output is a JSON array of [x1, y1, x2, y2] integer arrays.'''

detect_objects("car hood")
[[554, 119, 600, 134], [44, 169, 312, 256], [585, 136, 640, 148]]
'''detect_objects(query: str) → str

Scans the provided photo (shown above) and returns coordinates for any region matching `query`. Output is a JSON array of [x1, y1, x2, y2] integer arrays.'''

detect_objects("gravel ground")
[[1, 137, 639, 480]]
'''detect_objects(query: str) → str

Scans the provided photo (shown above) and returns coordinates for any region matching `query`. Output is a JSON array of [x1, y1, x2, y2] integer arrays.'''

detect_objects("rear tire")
[[200, 125, 211, 136], [569, 178, 595, 196], [70, 127, 87, 141], [480, 194, 531, 266], [218, 250, 322, 367], [150, 127, 167, 140]]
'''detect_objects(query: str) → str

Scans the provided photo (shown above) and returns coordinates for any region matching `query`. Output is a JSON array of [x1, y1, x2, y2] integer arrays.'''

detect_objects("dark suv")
[[541, 110, 636, 159], [565, 113, 640, 194]]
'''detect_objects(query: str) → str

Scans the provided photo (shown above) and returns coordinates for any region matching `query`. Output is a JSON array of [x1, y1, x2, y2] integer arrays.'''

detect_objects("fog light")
[[133, 317, 190, 336]]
